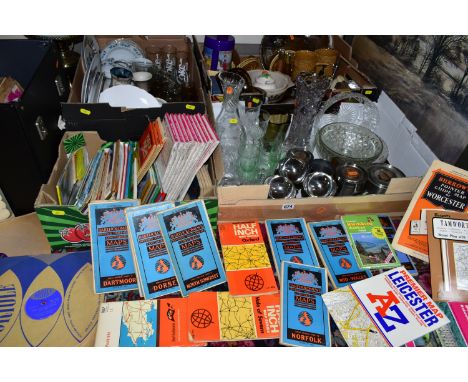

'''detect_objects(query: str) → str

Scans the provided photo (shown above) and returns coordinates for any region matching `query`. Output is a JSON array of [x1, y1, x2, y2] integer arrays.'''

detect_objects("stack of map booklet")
[[155, 113, 219, 201]]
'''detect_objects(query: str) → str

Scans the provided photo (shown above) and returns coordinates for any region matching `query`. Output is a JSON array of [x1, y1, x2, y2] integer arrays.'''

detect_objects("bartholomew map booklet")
[[218, 221, 278, 296], [94, 298, 203, 347], [280, 262, 330, 347], [426, 209, 468, 302], [125, 202, 179, 300], [265, 218, 319, 277], [393, 160, 468, 261], [89, 199, 139, 294], [157, 200, 226, 297], [342, 214, 400, 270], [308, 220, 372, 289], [435, 301, 468, 347], [378, 215, 418, 276], [322, 267, 450, 347], [187, 291, 280, 342]]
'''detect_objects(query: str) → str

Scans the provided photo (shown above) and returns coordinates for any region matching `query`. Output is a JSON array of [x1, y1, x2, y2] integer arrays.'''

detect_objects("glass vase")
[[215, 72, 245, 186], [281, 72, 330, 155], [239, 106, 269, 184]]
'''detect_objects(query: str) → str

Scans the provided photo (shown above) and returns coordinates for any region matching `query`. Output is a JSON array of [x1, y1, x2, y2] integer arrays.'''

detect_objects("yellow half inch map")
[[222, 244, 272, 271]]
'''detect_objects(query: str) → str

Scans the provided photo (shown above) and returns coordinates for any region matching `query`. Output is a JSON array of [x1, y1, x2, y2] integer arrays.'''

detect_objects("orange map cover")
[[218, 221, 278, 296]]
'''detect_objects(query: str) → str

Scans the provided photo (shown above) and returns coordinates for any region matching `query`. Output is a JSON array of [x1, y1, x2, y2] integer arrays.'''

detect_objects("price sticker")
[[364, 90, 373, 95], [185, 104, 196, 111], [79, 108, 91, 115], [229, 118, 238, 124], [282, 203, 295, 210], [252, 97, 260, 104], [51, 210, 66, 216]]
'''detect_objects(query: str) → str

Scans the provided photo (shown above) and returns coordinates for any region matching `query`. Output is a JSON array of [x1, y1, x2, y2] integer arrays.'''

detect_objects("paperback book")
[[187, 291, 281, 342], [89, 199, 139, 294], [322, 267, 450, 347], [157, 200, 226, 296], [342, 214, 400, 270], [125, 202, 179, 299], [265, 218, 319, 277], [280, 262, 330, 347], [218, 221, 278, 296], [308, 220, 372, 288]]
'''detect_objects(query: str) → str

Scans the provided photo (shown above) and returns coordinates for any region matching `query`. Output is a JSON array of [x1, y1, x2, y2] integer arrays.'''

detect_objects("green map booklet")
[[341, 214, 400, 270]]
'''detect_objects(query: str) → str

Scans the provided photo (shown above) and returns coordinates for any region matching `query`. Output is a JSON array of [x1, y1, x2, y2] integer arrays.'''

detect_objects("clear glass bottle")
[[239, 105, 269, 184], [215, 72, 245, 186], [281, 72, 330, 155]]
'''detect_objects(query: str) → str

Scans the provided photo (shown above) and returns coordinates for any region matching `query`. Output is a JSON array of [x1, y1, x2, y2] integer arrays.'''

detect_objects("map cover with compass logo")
[[0, 251, 103, 347]]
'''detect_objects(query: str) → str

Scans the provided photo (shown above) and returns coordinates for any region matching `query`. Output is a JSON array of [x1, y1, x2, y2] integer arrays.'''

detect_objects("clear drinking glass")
[[162, 44, 177, 77], [176, 52, 190, 86], [215, 72, 245, 186]]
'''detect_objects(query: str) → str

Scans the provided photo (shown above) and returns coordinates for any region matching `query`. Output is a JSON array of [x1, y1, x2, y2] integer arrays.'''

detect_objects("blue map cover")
[[280, 262, 330, 347], [265, 218, 319, 276], [308, 220, 372, 288], [89, 200, 139, 294], [125, 202, 180, 299], [378, 215, 418, 276], [157, 200, 226, 297]]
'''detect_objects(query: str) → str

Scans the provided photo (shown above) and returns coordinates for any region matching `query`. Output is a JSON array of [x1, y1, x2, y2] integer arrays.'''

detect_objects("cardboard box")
[[0, 213, 51, 256], [62, 36, 207, 141], [216, 179, 417, 223], [34, 131, 105, 251]]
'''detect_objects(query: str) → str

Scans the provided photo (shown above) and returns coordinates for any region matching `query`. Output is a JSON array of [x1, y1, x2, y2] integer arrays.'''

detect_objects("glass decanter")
[[281, 72, 330, 155], [215, 72, 245, 186], [238, 105, 269, 184]]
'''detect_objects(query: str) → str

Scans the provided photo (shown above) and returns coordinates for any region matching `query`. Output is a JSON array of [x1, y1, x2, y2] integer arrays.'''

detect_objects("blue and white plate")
[[100, 38, 145, 78]]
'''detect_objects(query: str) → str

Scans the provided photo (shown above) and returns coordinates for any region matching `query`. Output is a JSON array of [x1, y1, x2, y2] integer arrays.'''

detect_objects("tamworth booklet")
[[157, 200, 226, 297], [393, 160, 468, 261], [265, 218, 319, 277], [322, 267, 450, 347], [342, 214, 400, 270], [89, 199, 139, 294], [308, 220, 372, 289], [218, 221, 278, 296], [280, 262, 330, 347], [426, 209, 468, 302], [125, 202, 179, 299]]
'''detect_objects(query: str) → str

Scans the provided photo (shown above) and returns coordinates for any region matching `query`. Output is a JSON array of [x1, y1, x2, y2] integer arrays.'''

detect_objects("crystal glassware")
[[215, 72, 245, 186], [238, 106, 270, 184], [281, 72, 330, 155]]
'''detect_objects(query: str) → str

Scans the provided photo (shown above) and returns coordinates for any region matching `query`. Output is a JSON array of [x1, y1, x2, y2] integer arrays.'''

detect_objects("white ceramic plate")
[[81, 54, 101, 103], [100, 39, 145, 78], [81, 35, 99, 72], [99, 85, 162, 109]]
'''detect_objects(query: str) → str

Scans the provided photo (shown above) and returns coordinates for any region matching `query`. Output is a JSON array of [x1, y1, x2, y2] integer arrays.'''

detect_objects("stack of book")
[[155, 113, 219, 201]]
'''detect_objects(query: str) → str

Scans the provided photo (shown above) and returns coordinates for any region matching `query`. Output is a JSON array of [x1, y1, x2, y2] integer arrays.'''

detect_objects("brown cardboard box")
[[0, 213, 51, 256], [62, 35, 207, 142], [34, 131, 105, 251]]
